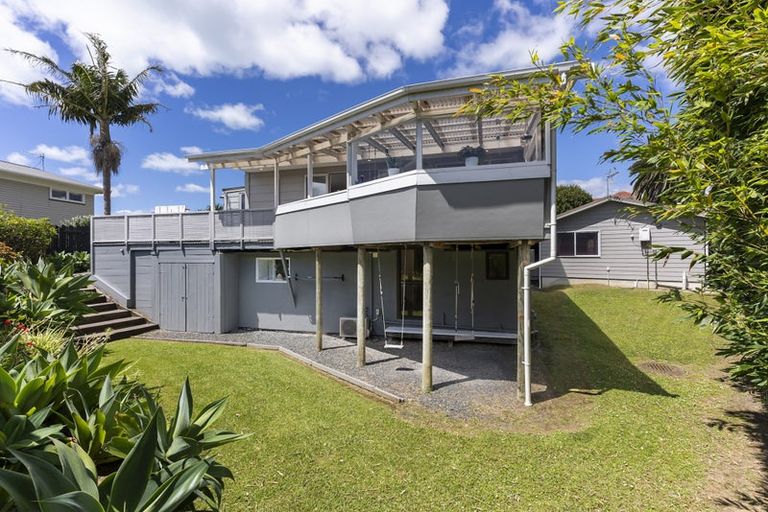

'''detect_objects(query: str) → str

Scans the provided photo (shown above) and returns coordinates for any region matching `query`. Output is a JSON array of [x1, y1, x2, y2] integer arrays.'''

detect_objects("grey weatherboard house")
[[0, 160, 101, 224], [537, 197, 706, 289], [90, 64, 578, 404]]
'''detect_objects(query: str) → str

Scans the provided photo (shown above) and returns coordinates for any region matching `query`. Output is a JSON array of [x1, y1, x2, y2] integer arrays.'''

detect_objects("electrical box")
[[638, 227, 652, 242]]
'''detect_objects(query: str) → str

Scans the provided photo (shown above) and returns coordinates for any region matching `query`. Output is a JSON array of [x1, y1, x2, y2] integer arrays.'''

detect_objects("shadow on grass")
[[706, 389, 768, 510], [532, 289, 675, 403], [365, 289, 674, 401]]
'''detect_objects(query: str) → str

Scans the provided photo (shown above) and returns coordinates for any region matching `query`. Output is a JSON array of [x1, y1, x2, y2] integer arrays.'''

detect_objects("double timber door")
[[158, 262, 214, 333]]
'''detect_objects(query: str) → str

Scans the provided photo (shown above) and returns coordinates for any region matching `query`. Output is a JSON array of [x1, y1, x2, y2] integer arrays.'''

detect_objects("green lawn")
[[109, 287, 755, 511]]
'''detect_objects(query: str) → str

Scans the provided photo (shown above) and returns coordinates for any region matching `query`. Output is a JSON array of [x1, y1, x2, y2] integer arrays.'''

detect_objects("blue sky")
[[0, 0, 630, 214]]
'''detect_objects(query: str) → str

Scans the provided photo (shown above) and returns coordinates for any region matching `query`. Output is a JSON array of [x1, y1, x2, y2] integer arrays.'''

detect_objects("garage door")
[[158, 262, 215, 333]]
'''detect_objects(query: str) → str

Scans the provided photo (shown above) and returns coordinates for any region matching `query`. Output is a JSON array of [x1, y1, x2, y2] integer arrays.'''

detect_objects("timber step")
[[97, 323, 159, 342], [86, 294, 109, 305], [87, 301, 119, 313], [75, 315, 147, 335], [75, 288, 158, 342], [77, 309, 131, 325]]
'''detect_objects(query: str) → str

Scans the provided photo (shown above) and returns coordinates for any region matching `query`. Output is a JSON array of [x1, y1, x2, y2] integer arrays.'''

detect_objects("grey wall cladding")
[[539, 201, 705, 284], [274, 178, 546, 248]]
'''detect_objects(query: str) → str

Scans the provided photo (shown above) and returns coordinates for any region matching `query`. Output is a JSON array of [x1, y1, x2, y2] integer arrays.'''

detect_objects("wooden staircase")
[[75, 291, 158, 342]]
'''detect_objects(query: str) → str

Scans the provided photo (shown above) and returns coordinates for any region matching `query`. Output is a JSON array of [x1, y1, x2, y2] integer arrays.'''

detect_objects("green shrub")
[[0, 208, 55, 261], [49, 250, 90, 274], [0, 331, 246, 511]]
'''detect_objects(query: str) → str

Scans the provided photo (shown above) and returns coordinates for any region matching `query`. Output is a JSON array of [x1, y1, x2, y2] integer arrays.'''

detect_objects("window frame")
[[556, 231, 601, 258], [49, 188, 86, 204], [255, 257, 291, 283]]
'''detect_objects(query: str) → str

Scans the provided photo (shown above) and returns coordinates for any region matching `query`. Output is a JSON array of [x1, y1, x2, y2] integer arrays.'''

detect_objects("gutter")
[[521, 127, 558, 406]]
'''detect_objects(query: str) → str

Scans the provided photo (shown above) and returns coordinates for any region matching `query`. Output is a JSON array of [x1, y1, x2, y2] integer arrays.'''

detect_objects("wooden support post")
[[356, 247, 366, 367], [415, 120, 423, 169], [306, 153, 314, 198], [273, 160, 280, 208], [346, 141, 358, 187], [315, 248, 323, 351], [422, 244, 433, 393], [209, 167, 216, 250], [516, 242, 531, 398]]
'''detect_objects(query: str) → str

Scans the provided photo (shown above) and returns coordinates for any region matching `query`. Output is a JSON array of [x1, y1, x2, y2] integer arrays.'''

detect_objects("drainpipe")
[[521, 126, 557, 406]]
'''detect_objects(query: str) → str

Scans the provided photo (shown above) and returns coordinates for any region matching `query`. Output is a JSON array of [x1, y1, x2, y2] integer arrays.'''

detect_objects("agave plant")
[[0, 416, 217, 512], [4, 258, 96, 328]]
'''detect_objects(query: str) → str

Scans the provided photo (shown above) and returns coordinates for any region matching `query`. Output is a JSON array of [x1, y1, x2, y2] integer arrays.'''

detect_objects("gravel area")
[[136, 329, 520, 418]]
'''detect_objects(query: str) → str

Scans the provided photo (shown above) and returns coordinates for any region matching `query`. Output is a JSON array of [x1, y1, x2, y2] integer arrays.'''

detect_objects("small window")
[[486, 251, 509, 280], [256, 257, 290, 282], [50, 189, 85, 204], [575, 232, 599, 256], [556, 232, 575, 256], [557, 231, 600, 257]]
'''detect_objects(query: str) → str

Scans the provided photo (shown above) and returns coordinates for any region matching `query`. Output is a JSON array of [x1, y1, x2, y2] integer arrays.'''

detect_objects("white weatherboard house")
[[90, 64, 579, 405], [0, 160, 101, 224], [538, 197, 706, 289]]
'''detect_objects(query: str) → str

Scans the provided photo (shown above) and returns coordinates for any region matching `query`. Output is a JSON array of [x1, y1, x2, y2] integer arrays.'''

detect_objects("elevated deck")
[[92, 208, 274, 248]]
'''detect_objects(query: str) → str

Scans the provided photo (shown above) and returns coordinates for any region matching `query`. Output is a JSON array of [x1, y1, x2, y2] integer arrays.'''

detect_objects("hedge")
[[0, 208, 56, 261]]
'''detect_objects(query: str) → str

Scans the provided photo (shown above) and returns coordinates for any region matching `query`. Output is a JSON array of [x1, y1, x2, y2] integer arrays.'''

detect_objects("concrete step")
[[74, 315, 147, 336], [87, 301, 118, 313], [77, 309, 131, 325], [101, 323, 158, 342]]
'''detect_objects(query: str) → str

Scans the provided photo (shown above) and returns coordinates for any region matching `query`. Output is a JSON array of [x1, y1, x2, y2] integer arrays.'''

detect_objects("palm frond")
[[5, 49, 71, 82]]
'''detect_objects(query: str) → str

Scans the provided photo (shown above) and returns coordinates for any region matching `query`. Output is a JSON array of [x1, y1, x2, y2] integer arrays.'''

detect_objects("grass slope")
[[109, 287, 750, 511]]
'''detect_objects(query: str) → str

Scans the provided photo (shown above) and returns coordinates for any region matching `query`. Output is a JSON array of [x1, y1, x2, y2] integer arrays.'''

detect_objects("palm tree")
[[629, 159, 668, 203], [7, 34, 162, 215]]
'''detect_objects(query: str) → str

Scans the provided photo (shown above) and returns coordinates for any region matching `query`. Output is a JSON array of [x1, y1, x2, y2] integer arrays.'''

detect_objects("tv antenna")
[[39, 153, 45, 171], [606, 169, 618, 197]]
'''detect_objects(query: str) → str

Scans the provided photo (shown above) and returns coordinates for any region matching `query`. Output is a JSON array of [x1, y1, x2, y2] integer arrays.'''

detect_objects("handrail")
[[92, 208, 275, 245]]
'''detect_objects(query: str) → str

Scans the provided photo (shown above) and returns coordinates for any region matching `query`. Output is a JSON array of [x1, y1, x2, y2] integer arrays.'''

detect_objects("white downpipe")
[[522, 126, 557, 407]]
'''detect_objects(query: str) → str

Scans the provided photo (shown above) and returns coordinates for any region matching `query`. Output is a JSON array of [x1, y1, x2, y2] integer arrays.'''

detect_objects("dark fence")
[[51, 225, 90, 253]]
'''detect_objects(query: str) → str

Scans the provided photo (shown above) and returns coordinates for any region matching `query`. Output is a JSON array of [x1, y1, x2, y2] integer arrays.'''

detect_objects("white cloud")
[[112, 183, 140, 197], [0, 4, 60, 105], [141, 148, 202, 175], [180, 146, 202, 155], [5, 152, 31, 166], [186, 103, 264, 131], [149, 72, 195, 98], [115, 208, 146, 215], [175, 183, 208, 193], [30, 144, 90, 165], [560, 176, 631, 198], [58, 166, 100, 184], [447, 1, 574, 76], [0, 0, 449, 97]]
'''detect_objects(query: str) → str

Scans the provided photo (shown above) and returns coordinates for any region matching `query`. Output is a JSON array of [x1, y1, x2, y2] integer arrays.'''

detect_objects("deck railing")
[[92, 209, 275, 245]]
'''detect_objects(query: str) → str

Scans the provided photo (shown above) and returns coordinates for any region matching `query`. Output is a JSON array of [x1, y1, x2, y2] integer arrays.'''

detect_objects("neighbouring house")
[[538, 196, 706, 289], [0, 160, 101, 224], [90, 64, 578, 401]]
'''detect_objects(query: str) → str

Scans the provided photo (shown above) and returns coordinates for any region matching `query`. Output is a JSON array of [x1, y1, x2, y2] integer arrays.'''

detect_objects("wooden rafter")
[[365, 137, 390, 155], [390, 127, 415, 152], [423, 120, 445, 152]]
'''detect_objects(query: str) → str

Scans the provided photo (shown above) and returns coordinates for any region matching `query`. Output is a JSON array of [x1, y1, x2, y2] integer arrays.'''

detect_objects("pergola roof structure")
[[187, 62, 578, 171]]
